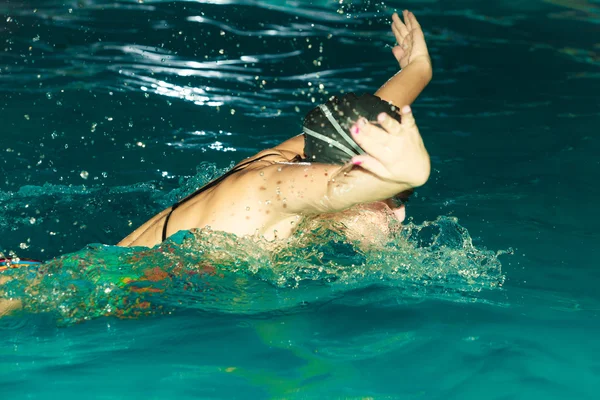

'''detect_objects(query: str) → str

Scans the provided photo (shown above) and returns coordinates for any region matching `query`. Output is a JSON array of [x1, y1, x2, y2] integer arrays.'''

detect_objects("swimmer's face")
[[383, 189, 413, 223]]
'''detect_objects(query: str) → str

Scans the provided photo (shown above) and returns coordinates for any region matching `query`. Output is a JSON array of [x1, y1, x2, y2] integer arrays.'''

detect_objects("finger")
[[392, 12, 409, 37], [354, 118, 389, 144], [376, 112, 402, 136], [391, 21, 403, 44], [399, 105, 416, 129], [408, 11, 422, 31], [391, 46, 404, 61], [350, 119, 389, 155], [351, 155, 390, 179], [403, 10, 413, 31]]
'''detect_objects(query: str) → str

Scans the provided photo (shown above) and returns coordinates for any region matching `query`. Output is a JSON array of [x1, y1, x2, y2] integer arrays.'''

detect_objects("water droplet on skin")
[[259, 171, 264, 177], [245, 206, 250, 211]]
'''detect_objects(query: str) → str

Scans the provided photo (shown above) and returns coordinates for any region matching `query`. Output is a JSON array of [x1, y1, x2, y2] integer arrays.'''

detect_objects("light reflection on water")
[[1, 0, 599, 397]]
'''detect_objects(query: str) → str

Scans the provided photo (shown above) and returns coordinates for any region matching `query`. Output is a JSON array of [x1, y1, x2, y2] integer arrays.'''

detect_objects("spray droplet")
[[80, 171, 89, 179]]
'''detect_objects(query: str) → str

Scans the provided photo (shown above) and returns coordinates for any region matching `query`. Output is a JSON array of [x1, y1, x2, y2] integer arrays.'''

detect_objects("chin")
[[391, 204, 406, 223]]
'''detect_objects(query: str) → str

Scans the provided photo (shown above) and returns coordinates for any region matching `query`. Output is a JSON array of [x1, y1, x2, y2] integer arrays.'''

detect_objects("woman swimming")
[[1, 10, 432, 317], [117, 10, 433, 248]]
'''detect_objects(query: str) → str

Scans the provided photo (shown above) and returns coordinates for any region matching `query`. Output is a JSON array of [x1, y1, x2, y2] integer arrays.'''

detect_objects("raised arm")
[[263, 105, 429, 215], [375, 11, 432, 108]]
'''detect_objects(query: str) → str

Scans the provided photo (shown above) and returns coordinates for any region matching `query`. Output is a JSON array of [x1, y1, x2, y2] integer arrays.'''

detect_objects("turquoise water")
[[1, 0, 599, 398]]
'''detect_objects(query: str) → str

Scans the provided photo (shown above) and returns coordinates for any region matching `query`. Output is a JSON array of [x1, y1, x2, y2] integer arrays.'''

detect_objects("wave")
[[2, 212, 507, 325]]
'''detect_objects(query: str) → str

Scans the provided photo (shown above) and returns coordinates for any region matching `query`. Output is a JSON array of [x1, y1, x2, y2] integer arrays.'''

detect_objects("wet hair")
[[303, 93, 401, 164]]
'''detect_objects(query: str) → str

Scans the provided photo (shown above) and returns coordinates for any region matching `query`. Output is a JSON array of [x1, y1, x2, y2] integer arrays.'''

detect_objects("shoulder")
[[233, 148, 300, 170], [230, 160, 344, 215]]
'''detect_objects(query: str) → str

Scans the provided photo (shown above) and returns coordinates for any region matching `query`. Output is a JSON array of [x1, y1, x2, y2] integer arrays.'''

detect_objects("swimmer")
[[118, 10, 433, 248], [1, 11, 432, 317]]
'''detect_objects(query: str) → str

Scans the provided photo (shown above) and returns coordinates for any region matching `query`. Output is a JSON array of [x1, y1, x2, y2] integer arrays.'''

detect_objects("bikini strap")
[[161, 152, 288, 241]]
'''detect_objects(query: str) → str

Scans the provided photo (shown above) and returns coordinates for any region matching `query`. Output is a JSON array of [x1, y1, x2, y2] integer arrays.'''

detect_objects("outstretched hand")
[[391, 10, 431, 69], [349, 106, 430, 188]]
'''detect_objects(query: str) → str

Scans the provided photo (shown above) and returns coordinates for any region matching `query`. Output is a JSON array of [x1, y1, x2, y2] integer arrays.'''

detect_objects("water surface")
[[1, 0, 599, 398]]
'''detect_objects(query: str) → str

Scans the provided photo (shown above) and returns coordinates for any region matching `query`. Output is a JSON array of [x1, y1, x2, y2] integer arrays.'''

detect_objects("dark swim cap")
[[303, 93, 401, 164]]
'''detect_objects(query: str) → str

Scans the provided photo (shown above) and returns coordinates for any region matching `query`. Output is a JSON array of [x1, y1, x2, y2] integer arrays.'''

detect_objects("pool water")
[[1, 0, 599, 398]]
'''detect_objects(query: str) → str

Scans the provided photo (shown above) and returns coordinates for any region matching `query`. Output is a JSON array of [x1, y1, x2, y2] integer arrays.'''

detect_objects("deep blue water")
[[1, 0, 599, 398]]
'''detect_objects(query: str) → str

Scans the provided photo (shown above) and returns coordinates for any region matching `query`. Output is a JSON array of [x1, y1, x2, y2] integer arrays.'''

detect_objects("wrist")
[[403, 56, 432, 80]]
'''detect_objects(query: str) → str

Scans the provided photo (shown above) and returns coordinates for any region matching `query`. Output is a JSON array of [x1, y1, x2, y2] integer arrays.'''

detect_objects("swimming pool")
[[1, 0, 599, 398]]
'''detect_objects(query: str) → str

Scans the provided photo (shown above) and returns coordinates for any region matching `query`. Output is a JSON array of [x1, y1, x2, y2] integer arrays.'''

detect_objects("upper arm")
[[240, 135, 304, 166], [253, 162, 409, 216], [272, 134, 305, 157]]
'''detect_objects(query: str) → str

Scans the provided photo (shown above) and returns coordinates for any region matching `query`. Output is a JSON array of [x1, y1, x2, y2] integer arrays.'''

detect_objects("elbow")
[[321, 179, 355, 213], [410, 154, 431, 189]]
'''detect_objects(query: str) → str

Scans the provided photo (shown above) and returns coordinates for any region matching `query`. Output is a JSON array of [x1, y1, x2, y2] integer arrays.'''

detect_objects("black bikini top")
[[161, 152, 302, 241]]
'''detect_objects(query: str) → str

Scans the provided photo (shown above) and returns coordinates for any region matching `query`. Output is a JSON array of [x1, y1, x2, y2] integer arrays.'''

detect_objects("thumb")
[[392, 46, 404, 62], [351, 156, 390, 179]]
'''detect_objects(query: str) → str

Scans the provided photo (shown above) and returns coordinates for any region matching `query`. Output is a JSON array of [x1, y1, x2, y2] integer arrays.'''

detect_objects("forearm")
[[273, 163, 410, 215], [324, 166, 411, 211], [374, 58, 432, 108]]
